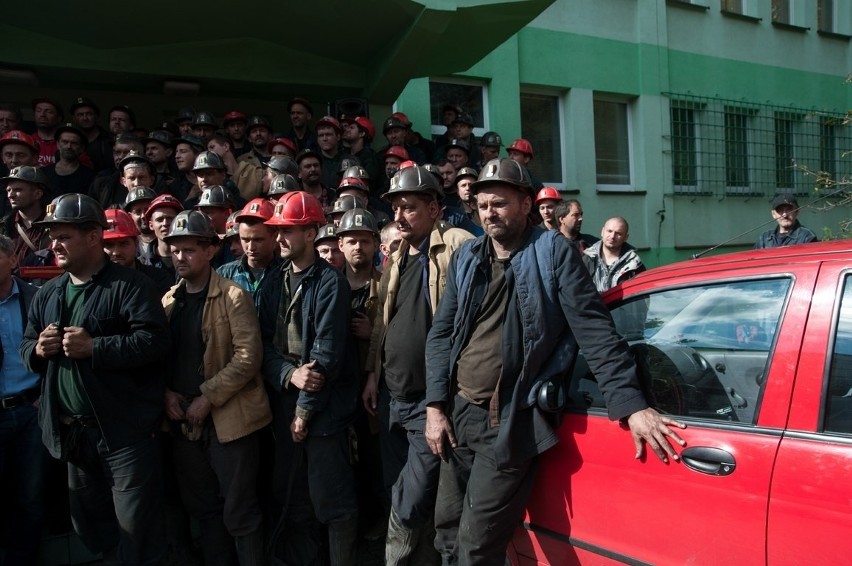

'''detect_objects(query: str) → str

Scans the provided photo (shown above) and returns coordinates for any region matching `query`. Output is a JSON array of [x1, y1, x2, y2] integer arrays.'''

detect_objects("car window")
[[824, 275, 852, 435], [569, 278, 791, 423]]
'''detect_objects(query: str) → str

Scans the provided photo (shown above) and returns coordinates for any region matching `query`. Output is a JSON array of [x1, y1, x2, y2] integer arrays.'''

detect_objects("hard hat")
[[447, 138, 471, 154], [315, 116, 342, 134], [451, 113, 475, 127], [480, 131, 504, 147], [268, 174, 302, 196], [382, 165, 444, 201], [507, 138, 534, 158], [235, 198, 275, 223], [384, 146, 409, 161], [104, 209, 140, 240], [337, 208, 379, 237], [142, 129, 174, 148], [145, 194, 184, 222], [37, 193, 109, 228], [223, 111, 247, 126], [118, 151, 154, 173], [456, 166, 478, 181], [337, 177, 370, 196], [123, 186, 158, 211], [192, 150, 226, 172], [54, 122, 88, 147], [0, 130, 38, 153], [338, 156, 362, 173], [314, 223, 338, 245], [341, 164, 370, 182], [0, 165, 49, 190], [246, 115, 272, 133], [191, 111, 217, 128], [331, 194, 367, 217], [265, 191, 326, 227], [267, 137, 298, 156], [164, 209, 219, 242], [535, 187, 561, 205], [382, 116, 407, 134], [224, 211, 240, 239], [196, 185, 232, 209], [267, 155, 299, 176], [471, 158, 533, 196]]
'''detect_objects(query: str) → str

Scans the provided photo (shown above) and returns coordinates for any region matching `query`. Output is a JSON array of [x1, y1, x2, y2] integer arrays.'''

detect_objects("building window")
[[671, 105, 699, 192], [772, 0, 792, 23], [722, 0, 758, 17], [774, 115, 796, 190], [818, 0, 836, 32], [725, 108, 751, 192], [820, 120, 838, 178], [594, 97, 632, 189], [520, 91, 563, 184], [429, 79, 487, 140]]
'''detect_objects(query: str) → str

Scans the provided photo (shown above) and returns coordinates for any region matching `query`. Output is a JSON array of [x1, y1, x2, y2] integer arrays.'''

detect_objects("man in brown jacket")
[[161, 209, 272, 566]]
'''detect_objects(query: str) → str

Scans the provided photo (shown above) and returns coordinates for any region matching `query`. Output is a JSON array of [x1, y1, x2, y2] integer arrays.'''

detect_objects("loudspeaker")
[[331, 97, 370, 120]]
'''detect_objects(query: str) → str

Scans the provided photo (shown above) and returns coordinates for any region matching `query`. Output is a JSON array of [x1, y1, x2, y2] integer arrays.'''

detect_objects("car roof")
[[602, 240, 852, 300]]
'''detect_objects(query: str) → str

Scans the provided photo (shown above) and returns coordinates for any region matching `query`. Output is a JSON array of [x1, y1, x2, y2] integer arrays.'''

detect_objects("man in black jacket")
[[20, 193, 171, 565]]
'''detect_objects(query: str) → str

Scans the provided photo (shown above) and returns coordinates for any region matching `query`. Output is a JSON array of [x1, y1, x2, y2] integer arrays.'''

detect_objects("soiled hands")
[[627, 408, 687, 463]]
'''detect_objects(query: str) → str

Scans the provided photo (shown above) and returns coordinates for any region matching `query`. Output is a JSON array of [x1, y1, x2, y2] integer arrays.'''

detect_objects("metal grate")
[[664, 93, 851, 196]]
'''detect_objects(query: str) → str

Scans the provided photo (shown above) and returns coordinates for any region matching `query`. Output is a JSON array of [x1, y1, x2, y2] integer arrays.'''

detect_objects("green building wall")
[[397, 0, 852, 267]]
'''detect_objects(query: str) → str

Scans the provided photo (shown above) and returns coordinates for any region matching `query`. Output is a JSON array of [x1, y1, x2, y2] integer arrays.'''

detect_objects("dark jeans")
[[67, 428, 165, 566], [377, 386, 441, 528], [434, 396, 538, 566], [171, 422, 263, 536], [0, 403, 46, 566]]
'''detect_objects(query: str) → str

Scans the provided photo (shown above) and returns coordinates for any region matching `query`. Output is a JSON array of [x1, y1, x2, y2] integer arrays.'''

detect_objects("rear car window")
[[570, 278, 791, 424]]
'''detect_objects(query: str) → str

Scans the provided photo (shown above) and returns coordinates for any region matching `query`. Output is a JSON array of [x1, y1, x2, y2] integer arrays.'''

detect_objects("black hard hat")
[[192, 151, 226, 172], [54, 122, 88, 147], [1, 165, 49, 190], [164, 209, 219, 242], [176, 107, 196, 123], [37, 193, 109, 228], [266, 155, 299, 176], [456, 166, 478, 180], [341, 164, 370, 181], [337, 208, 379, 236], [382, 165, 444, 201], [196, 186, 232, 209], [331, 194, 367, 217], [480, 131, 503, 147], [192, 111, 217, 128], [174, 134, 205, 152], [314, 223, 338, 245], [246, 115, 272, 133], [338, 156, 362, 172], [447, 138, 471, 154], [142, 129, 174, 148], [118, 151, 154, 173], [268, 174, 301, 196], [69, 97, 99, 115], [471, 158, 533, 196], [124, 186, 158, 211]]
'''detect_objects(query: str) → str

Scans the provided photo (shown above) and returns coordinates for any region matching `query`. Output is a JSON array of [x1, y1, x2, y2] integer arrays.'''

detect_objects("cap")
[[771, 194, 799, 210], [69, 97, 100, 115], [287, 97, 313, 115]]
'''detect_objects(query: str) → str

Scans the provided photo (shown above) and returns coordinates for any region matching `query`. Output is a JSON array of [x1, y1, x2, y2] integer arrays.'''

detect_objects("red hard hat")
[[265, 191, 326, 227], [391, 112, 412, 128], [385, 146, 409, 161], [535, 187, 561, 205], [315, 115, 342, 134], [104, 209, 140, 240], [352, 116, 375, 142], [235, 198, 275, 223], [223, 111, 247, 125], [507, 138, 534, 158], [399, 160, 417, 170], [0, 130, 38, 152], [267, 136, 298, 156], [144, 194, 184, 221], [337, 177, 370, 195]]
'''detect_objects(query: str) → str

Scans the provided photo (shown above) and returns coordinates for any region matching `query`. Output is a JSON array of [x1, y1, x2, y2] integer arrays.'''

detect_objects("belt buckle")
[[1, 395, 19, 409]]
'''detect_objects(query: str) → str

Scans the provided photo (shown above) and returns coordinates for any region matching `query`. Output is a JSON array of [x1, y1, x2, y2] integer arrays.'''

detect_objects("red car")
[[509, 241, 852, 566]]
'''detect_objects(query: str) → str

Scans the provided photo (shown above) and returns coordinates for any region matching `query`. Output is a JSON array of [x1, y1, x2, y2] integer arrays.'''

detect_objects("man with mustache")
[[363, 165, 472, 565]]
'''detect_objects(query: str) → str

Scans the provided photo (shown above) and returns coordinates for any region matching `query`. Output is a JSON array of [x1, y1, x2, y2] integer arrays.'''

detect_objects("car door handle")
[[681, 446, 736, 476]]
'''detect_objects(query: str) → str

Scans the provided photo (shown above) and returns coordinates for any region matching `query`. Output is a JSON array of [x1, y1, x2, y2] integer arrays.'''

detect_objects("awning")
[[0, 0, 555, 105]]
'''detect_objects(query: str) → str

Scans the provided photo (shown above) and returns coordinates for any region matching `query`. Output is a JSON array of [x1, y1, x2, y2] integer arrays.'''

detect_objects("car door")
[[767, 262, 852, 564], [511, 264, 818, 566]]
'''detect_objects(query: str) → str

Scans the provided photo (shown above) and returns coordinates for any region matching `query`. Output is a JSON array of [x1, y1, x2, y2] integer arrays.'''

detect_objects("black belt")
[[0, 387, 39, 410]]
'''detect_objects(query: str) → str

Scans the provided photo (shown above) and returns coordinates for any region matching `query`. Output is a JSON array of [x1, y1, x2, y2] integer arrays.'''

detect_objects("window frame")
[[724, 106, 754, 195], [519, 87, 566, 187], [593, 94, 635, 192], [671, 101, 704, 194], [428, 77, 489, 141]]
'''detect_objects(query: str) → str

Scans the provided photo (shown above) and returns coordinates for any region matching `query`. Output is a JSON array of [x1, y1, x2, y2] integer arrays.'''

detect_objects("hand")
[[361, 372, 378, 416], [626, 408, 687, 463], [62, 327, 93, 359], [291, 360, 325, 393], [350, 311, 373, 340], [425, 404, 456, 462], [165, 389, 186, 421], [35, 323, 63, 358], [185, 395, 212, 427], [291, 415, 308, 443]]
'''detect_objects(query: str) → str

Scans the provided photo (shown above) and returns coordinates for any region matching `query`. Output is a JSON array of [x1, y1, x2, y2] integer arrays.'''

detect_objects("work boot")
[[385, 508, 440, 566], [327, 515, 359, 566], [235, 529, 267, 566]]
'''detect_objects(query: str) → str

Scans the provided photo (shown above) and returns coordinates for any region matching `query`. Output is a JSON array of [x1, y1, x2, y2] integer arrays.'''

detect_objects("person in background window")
[[754, 194, 818, 249], [583, 216, 645, 292], [507, 138, 544, 191]]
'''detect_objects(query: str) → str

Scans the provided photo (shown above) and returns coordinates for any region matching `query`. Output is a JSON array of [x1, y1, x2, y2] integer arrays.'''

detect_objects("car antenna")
[[691, 185, 848, 259]]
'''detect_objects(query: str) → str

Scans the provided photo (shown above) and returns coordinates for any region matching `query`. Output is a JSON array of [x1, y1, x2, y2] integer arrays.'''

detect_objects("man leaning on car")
[[424, 158, 687, 565]]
